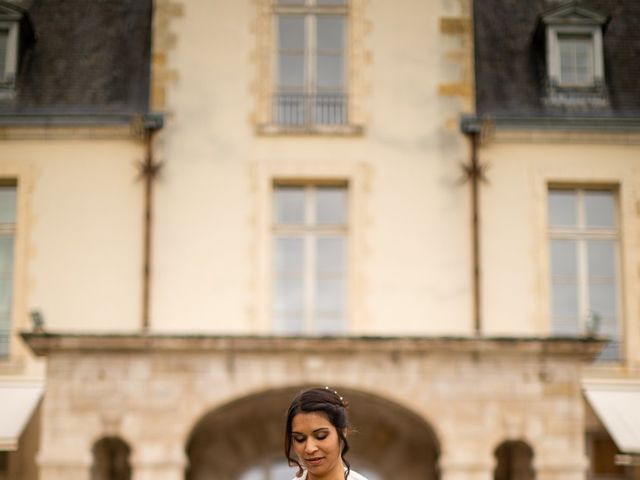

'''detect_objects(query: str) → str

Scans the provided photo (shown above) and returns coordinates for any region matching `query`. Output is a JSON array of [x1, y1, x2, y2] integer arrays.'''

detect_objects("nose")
[[304, 438, 318, 455]]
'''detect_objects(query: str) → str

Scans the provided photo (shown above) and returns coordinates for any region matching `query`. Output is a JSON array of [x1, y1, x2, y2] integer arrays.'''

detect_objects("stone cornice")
[[20, 331, 605, 360], [0, 112, 164, 140], [461, 115, 640, 133]]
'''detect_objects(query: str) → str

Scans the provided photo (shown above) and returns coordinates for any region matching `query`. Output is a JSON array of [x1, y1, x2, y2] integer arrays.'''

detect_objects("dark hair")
[[284, 387, 351, 479]]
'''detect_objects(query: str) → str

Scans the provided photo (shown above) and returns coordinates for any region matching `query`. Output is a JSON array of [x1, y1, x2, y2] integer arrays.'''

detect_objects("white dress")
[[293, 470, 369, 480]]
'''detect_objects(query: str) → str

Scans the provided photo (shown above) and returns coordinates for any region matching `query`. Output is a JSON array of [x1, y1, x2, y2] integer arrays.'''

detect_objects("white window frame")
[[0, 20, 19, 87], [272, 0, 348, 127], [547, 187, 622, 360], [546, 24, 604, 88], [271, 182, 349, 335]]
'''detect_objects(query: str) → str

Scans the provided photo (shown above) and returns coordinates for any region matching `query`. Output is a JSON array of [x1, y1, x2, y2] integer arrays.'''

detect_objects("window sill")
[[544, 80, 609, 109], [256, 123, 364, 136]]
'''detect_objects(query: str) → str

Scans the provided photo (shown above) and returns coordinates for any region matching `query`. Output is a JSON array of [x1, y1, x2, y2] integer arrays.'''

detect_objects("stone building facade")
[[1, 0, 640, 479], [22, 334, 601, 480]]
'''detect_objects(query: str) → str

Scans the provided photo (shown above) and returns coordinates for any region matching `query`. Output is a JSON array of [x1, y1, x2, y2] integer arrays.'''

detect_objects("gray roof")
[[0, 0, 152, 119], [474, 0, 640, 119]]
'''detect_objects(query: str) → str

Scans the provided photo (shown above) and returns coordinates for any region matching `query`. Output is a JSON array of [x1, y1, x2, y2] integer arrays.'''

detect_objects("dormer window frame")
[[541, 3, 608, 91], [546, 24, 603, 89], [0, 18, 20, 89]]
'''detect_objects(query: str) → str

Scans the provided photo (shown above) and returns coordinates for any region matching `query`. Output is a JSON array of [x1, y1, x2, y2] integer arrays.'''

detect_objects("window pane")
[[316, 237, 345, 272], [275, 186, 305, 224], [587, 240, 615, 278], [551, 282, 579, 320], [315, 315, 344, 334], [559, 42, 574, 84], [316, 187, 346, 224], [558, 34, 594, 85], [550, 239, 577, 277], [596, 313, 619, 339], [0, 186, 16, 224], [589, 283, 617, 319], [274, 276, 304, 312], [0, 235, 13, 318], [574, 39, 594, 83], [584, 190, 615, 229], [316, 54, 344, 88], [317, 16, 344, 50], [548, 190, 577, 228], [277, 0, 305, 4], [317, 0, 347, 5], [0, 278, 12, 317], [274, 313, 304, 334], [316, 277, 345, 313], [275, 237, 304, 273], [278, 16, 305, 50], [0, 186, 15, 358], [596, 341, 621, 362], [278, 53, 305, 88]]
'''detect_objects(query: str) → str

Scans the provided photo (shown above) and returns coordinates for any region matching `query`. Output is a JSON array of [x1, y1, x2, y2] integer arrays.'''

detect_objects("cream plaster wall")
[[479, 140, 640, 366], [0, 138, 145, 366], [152, 0, 474, 335]]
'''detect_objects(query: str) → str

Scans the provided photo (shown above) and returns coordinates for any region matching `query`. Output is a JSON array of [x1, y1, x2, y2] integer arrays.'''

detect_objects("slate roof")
[[0, 0, 152, 119], [474, 0, 640, 119]]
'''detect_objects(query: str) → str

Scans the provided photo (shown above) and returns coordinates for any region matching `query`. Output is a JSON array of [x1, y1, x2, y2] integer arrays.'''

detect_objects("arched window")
[[494, 440, 535, 480], [91, 437, 132, 480]]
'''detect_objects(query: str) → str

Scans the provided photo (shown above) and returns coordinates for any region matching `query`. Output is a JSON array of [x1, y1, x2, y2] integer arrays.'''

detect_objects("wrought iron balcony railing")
[[273, 92, 347, 127]]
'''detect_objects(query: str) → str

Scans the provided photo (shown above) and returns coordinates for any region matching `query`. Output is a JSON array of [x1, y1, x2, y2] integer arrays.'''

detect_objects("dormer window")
[[0, 3, 34, 96], [0, 13, 19, 90], [541, 3, 607, 90]]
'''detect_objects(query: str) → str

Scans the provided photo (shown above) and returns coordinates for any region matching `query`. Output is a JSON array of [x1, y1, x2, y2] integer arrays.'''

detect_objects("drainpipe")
[[139, 114, 164, 332], [460, 116, 485, 336]]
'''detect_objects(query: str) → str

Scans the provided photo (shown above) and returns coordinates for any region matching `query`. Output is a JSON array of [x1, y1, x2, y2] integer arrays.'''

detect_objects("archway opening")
[[494, 440, 535, 480], [185, 386, 440, 480], [91, 436, 132, 480]]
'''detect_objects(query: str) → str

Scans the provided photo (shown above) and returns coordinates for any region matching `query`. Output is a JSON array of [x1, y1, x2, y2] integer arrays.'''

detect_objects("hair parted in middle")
[[284, 387, 351, 479]]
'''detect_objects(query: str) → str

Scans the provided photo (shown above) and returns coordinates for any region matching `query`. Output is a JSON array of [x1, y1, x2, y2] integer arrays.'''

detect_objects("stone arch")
[[493, 440, 535, 480], [184, 385, 441, 480], [90, 436, 132, 480]]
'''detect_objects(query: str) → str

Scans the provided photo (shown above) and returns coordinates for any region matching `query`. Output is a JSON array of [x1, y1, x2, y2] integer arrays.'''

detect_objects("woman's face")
[[291, 411, 344, 479]]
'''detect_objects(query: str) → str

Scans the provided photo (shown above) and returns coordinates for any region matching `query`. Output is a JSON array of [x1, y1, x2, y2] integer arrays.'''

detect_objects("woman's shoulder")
[[348, 470, 369, 480]]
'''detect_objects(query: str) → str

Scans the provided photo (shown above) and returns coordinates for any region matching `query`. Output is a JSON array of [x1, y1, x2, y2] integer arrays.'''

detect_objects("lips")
[[305, 457, 324, 467]]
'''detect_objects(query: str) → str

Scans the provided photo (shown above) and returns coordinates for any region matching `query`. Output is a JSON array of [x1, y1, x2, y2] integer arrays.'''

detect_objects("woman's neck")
[[306, 462, 346, 480]]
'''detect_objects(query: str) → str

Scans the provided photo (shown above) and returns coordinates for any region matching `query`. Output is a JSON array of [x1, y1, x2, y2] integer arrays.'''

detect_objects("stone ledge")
[[255, 123, 365, 136], [20, 331, 605, 359]]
